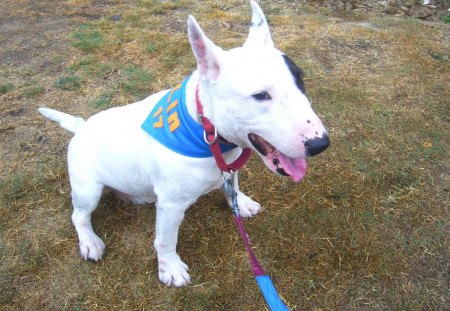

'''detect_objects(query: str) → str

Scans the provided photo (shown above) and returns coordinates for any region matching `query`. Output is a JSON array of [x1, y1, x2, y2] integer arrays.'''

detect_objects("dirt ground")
[[1, 0, 449, 310], [0, 0, 115, 177]]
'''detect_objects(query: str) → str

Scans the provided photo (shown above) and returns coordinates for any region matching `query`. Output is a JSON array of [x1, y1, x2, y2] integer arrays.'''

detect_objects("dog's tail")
[[38, 107, 85, 134]]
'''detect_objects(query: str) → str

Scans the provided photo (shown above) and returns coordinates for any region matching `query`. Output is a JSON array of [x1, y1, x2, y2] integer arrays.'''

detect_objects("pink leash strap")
[[234, 215, 265, 276], [223, 176, 289, 311]]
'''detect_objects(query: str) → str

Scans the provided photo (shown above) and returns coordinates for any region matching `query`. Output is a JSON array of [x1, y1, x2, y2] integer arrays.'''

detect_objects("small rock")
[[112, 14, 122, 22]]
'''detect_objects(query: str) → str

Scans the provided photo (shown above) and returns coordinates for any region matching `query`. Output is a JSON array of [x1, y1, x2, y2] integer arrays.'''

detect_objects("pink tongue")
[[278, 154, 307, 182]]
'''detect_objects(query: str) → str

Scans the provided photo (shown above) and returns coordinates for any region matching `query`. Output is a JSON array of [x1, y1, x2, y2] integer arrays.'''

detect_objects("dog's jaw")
[[248, 133, 307, 182]]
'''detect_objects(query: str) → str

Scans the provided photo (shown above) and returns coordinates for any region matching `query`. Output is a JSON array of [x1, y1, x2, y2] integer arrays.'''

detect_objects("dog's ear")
[[187, 16, 222, 81], [244, 1, 274, 48]]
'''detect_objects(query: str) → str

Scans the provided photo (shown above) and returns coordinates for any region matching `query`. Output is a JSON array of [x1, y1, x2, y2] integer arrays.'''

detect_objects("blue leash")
[[224, 175, 289, 311]]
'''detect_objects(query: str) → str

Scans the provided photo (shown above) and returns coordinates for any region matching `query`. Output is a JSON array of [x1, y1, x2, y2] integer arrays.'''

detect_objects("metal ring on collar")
[[203, 128, 218, 145]]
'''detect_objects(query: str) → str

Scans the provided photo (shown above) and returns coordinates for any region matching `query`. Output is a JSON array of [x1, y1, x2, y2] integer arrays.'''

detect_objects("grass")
[[0, 82, 14, 94], [145, 42, 157, 53], [92, 94, 112, 108], [0, 1, 449, 310], [120, 65, 152, 98], [22, 83, 45, 98], [71, 23, 103, 52], [54, 74, 83, 90], [0, 174, 29, 205], [23, 85, 45, 98]]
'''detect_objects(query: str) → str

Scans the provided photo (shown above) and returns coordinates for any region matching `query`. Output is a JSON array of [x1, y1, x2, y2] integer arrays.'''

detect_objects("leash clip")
[[203, 127, 218, 145], [222, 171, 239, 216]]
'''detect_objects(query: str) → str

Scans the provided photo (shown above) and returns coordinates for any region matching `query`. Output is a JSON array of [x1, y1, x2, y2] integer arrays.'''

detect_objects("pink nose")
[[305, 134, 330, 156]]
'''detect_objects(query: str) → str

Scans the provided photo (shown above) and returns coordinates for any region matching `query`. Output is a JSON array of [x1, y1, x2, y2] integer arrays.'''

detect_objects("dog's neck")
[[184, 71, 219, 132], [184, 71, 232, 145], [184, 71, 201, 124]]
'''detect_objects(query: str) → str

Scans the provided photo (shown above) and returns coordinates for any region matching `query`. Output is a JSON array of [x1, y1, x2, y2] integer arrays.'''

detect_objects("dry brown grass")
[[1, 0, 449, 310]]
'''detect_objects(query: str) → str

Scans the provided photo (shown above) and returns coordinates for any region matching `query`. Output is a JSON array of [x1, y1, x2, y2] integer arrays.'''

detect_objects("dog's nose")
[[305, 134, 330, 156]]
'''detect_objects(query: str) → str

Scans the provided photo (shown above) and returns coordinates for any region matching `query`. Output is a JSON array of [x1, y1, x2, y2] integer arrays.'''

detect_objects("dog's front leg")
[[222, 172, 261, 218], [154, 200, 191, 287]]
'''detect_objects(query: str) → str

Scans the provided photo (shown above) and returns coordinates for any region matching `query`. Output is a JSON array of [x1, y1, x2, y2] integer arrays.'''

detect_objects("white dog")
[[39, 1, 329, 287]]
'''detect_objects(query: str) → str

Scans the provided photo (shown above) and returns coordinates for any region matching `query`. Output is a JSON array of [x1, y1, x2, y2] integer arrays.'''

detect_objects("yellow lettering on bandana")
[[168, 112, 180, 132], [167, 99, 178, 112], [167, 83, 182, 103], [152, 83, 181, 132], [153, 106, 163, 128]]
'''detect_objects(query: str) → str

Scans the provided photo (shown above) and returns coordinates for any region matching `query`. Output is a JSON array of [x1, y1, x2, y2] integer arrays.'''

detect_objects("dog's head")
[[188, 1, 329, 182]]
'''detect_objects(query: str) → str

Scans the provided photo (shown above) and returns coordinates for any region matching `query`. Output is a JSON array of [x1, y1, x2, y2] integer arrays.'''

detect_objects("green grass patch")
[[66, 56, 98, 73], [120, 65, 152, 98], [66, 56, 116, 79], [92, 94, 112, 108], [71, 23, 103, 52], [22, 84, 45, 98], [0, 82, 14, 94], [145, 34, 193, 68], [0, 174, 29, 205], [54, 74, 82, 90], [90, 63, 115, 78], [145, 42, 157, 53]]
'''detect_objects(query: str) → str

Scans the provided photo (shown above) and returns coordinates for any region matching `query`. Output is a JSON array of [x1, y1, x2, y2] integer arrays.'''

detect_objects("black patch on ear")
[[282, 55, 305, 94]]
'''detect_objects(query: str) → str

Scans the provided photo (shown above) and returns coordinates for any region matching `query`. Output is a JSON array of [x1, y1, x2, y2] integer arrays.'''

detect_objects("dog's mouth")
[[248, 133, 307, 182]]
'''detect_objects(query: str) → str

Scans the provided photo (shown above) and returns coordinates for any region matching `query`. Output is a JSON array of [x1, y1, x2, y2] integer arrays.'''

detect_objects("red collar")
[[195, 85, 252, 173]]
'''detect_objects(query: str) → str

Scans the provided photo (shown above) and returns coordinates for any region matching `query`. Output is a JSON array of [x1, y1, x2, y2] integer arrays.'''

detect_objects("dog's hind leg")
[[222, 172, 261, 218], [70, 178, 105, 261]]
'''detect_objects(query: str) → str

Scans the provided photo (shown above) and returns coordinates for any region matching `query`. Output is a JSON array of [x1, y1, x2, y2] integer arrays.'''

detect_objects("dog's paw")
[[158, 255, 191, 287], [79, 232, 105, 261], [237, 193, 261, 218]]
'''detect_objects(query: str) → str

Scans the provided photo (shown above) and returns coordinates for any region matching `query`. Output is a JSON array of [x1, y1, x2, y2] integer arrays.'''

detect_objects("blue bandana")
[[141, 76, 237, 158]]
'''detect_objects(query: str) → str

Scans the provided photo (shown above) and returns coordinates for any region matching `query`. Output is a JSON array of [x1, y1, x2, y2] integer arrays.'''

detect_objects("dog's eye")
[[252, 91, 272, 101]]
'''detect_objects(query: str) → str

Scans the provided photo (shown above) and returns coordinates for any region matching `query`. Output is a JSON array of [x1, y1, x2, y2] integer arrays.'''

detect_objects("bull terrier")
[[38, 1, 329, 287]]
